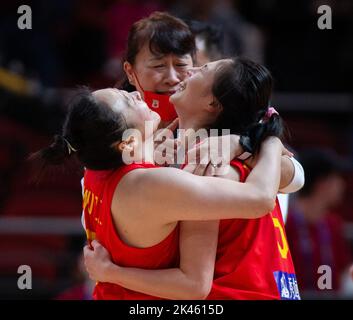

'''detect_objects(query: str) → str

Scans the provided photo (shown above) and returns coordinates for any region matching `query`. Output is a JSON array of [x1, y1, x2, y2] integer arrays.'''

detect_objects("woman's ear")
[[123, 62, 136, 86], [116, 136, 136, 153], [205, 98, 223, 114]]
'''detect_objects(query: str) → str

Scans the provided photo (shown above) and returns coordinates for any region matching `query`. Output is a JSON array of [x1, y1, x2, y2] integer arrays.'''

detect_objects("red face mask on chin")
[[143, 90, 178, 122], [133, 72, 178, 122]]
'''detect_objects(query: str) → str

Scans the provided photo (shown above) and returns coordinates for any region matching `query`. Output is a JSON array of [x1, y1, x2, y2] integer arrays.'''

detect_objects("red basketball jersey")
[[207, 160, 301, 300], [83, 163, 180, 299]]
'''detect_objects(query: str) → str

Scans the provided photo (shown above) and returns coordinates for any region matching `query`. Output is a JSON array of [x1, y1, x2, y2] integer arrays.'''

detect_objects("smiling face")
[[92, 88, 161, 139], [124, 43, 193, 97], [170, 59, 232, 122]]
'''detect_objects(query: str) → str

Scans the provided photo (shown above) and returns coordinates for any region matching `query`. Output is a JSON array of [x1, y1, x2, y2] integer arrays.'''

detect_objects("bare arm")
[[278, 156, 305, 193], [83, 141, 256, 299], [84, 220, 219, 300], [129, 137, 282, 223], [83, 162, 242, 299], [83, 138, 281, 298], [245, 155, 304, 193], [279, 156, 296, 190], [184, 134, 296, 191]]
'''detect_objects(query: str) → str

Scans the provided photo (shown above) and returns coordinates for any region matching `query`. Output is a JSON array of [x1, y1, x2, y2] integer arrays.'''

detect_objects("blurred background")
[[0, 0, 352, 299]]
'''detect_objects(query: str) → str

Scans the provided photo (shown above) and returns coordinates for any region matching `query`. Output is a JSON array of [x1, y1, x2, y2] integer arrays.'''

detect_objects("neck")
[[178, 116, 209, 146], [178, 116, 204, 131], [123, 139, 155, 165]]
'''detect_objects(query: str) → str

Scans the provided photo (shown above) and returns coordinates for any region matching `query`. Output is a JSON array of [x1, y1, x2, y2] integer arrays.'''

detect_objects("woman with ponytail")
[[32, 85, 286, 300], [31, 88, 128, 173], [83, 57, 302, 300]]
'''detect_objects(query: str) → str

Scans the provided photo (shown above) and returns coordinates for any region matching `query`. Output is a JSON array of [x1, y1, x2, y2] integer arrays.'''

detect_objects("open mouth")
[[156, 90, 176, 95]]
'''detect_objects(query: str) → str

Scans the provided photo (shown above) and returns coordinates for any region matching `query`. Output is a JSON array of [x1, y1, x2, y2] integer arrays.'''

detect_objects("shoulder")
[[111, 166, 197, 224], [136, 166, 193, 184], [118, 166, 191, 196]]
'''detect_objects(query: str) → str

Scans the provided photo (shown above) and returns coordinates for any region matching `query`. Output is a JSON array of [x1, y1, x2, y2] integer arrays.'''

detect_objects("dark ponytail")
[[31, 87, 128, 178], [246, 112, 284, 155], [211, 57, 285, 154], [29, 134, 77, 182], [34, 135, 71, 164]]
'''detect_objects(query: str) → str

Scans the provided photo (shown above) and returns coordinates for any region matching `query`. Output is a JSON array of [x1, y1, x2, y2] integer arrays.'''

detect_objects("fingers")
[[185, 162, 228, 177], [83, 245, 98, 281], [193, 163, 208, 176], [282, 147, 294, 158], [182, 163, 197, 173], [91, 240, 100, 249], [166, 118, 179, 134], [184, 139, 227, 176], [204, 159, 230, 177], [154, 118, 179, 141], [186, 136, 233, 166], [83, 245, 91, 256], [153, 119, 181, 166], [186, 143, 205, 165], [154, 138, 181, 166], [204, 162, 216, 176]]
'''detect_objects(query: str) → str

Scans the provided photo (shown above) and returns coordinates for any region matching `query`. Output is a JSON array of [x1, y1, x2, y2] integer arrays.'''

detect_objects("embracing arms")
[[84, 220, 219, 299], [84, 137, 283, 299], [133, 137, 282, 222], [183, 135, 304, 194]]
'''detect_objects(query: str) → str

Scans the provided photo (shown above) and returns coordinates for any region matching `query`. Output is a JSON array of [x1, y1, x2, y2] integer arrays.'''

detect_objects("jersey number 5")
[[272, 217, 289, 259]]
